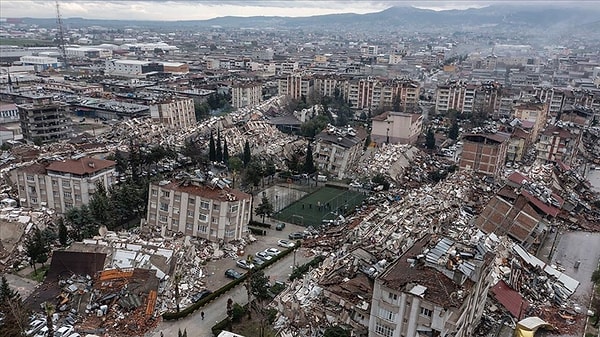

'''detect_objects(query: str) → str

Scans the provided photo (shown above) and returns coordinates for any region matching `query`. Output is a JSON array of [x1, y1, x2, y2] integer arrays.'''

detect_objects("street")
[[147, 246, 311, 337]]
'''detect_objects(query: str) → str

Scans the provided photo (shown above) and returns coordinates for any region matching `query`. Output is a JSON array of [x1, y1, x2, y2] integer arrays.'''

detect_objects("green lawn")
[[273, 186, 365, 227]]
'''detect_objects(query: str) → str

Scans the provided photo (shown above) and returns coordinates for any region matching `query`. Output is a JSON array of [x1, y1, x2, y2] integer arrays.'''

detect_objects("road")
[[147, 247, 311, 337]]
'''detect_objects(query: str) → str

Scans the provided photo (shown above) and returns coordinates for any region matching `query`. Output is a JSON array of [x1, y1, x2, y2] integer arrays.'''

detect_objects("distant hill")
[[16, 5, 600, 35]]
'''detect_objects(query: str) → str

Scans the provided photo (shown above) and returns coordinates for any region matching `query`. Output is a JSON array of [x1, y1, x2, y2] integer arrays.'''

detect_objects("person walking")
[[201, 311, 205, 320]]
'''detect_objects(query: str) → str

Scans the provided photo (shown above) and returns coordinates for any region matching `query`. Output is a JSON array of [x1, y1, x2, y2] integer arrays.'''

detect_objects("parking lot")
[[202, 221, 311, 291]]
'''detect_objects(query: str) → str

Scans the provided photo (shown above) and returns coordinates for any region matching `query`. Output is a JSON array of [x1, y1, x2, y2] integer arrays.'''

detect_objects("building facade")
[[231, 82, 263, 108], [368, 235, 493, 337], [11, 157, 117, 213], [313, 126, 366, 179], [512, 100, 548, 141], [17, 96, 71, 144], [149, 97, 196, 129], [536, 124, 580, 165], [459, 133, 510, 178], [371, 111, 423, 145], [146, 180, 252, 242]]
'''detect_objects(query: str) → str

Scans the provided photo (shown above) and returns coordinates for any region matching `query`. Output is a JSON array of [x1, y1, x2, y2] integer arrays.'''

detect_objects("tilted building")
[[459, 133, 510, 179], [371, 111, 423, 145], [149, 97, 196, 129]]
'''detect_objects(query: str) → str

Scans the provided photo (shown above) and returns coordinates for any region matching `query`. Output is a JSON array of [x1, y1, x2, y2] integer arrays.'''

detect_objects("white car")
[[55, 326, 73, 337], [255, 251, 273, 261], [277, 240, 295, 248], [236, 259, 255, 270], [265, 248, 281, 256], [26, 319, 46, 336]]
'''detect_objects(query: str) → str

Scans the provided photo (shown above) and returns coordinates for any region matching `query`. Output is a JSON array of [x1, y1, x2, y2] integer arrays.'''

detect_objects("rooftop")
[[158, 180, 251, 202], [45, 157, 116, 176]]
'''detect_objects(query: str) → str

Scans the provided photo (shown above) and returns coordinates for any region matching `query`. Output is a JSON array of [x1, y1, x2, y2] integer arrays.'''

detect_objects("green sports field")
[[273, 186, 366, 227]]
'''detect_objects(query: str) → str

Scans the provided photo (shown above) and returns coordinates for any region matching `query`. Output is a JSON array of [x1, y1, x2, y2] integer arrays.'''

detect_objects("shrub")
[[232, 303, 245, 322], [249, 220, 271, 229], [211, 318, 231, 336], [289, 255, 325, 281], [248, 227, 266, 236]]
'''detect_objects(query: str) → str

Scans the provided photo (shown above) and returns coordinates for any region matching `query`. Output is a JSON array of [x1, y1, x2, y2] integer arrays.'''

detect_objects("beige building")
[[146, 180, 252, 242], [149, 97, 196, 129], [513, 100, 548, 141], [371, 111, 423, 145], [12, 157, 117, 213], [278, 74, 313, 100], [368, 235, 493, 337], [231, 82, 262, 108]]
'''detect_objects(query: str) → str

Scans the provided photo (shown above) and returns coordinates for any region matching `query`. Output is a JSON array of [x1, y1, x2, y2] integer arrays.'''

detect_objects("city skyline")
[[0, 0, 591, 21]]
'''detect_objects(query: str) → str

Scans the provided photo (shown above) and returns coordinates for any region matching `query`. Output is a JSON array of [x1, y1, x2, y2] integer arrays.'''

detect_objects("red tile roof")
[[46, 157, 116, 175], [507, 172, 529, 185], [520, 190, 560, 217], [491, 280, 529, 318]]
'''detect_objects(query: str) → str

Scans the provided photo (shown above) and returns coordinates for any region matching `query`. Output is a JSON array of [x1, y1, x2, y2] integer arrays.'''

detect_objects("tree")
[[223, 138, 229, 165], [255, 195, 274, 223], [174, 273, 182, 312], [364, 134, 371, 150], [249, 270, 270, 301], [89, 181, 111, 228], [64, 204, 95, 241], [425, 128, 436, 150], [392, 94, 401, 112], [229, 157, 243, 173], [216, 130, 223, 162], [25, 227, 49, 273], [58, 218, 67, 246], [303, 143, 316, 174], [244, 160, 263, 187], [0, 276, 30, 337], [209, 131, 216, 162], [448, 120, 459, 140], [43, 302, 55, 337], [323, 326, 351, 337], [243, 140, 251, 167]]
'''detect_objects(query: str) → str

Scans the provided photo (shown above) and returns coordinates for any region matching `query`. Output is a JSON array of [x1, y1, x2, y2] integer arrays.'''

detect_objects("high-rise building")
[[231, 82, 263, 108], [17, 96, 71, 144], [459, 133, 510, 179], [149, 97, 196, 128]]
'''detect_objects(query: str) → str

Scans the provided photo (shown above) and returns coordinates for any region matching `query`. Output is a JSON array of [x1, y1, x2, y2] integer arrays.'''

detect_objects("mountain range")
[[16, 5, 600, 35]]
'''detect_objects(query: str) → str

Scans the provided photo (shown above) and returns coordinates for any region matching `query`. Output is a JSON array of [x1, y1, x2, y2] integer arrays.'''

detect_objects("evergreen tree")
[[216, 130, 223, 162], [425, 128, 436, 150], [303, 143, 316, 174], [243, 140, 251, 167], [255, 195, 274, 223], [89, 181, 111, 228], [209, 131, 216, 162], [223, 138, 229, 165], [25, 227, 49, 273], [448, 120, 459, 140], [58, 218, 67, 246], [0, 276, 30, 337]]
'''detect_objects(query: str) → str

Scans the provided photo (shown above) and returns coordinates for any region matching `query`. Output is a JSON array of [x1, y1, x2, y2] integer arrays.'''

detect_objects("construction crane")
[[55, 0, 68, 69]]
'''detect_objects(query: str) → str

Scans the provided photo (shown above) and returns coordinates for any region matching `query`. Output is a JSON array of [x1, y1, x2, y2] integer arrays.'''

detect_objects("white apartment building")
[[369, 235, 493, 337], [12, 157, 117, 213], [314, 126, 366, 179], [150, 97, 196, 129], [146, 180, 252, 242], [278, 74, 313, 100], [371, 111, 423, 145], [231, 83, 263, 108]]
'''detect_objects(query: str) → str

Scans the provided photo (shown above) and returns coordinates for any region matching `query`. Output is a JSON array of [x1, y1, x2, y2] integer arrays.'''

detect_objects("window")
[[187, 210, 194, 217], [230, 205, 238, 213], [200, 201, 209, 209], [160, 202, 169, 212], [212, 204, 220, 211], [375, 322, 394, 337], [420, 307, 432, 317], [174, 195, 180, 202], [151, 189, 157, 196], [74, 194, 81, 201], [189, 198, 195, 205], [27, 175, 35, 182], [198, 225, 208, 233], [162, 191, 170, 198], [65, 202, 73, 209], [198, 214, 208, 222], [150, 214, 156, 220], [30, 197, 38, 204], [225, 229, 235, 237], [211, 217, 218, 224], [159, 215, 167, 222], [185, 223, 193, 231], [388, 292, 398, 301], [63, 192, 72, 199], [378, 308, 396, 322], [52, 179, 58, 186], [62, 180, 70, 187], [172, 220, 179, 227]]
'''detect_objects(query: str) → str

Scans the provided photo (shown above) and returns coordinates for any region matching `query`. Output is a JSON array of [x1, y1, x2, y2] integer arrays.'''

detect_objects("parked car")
[[225, 269, 243, 279], [265, 248, 281, 256], [191, 289, 212, 303], [288, 232, 305, 240], [275, 223, 286, 231], [277, 239, 295, 248], [252, 257, 266, 266], [26, 319, 46, 336], [236, 259, 255, 270], [55, 326, 74, 337], [256, 251, 273, 261]]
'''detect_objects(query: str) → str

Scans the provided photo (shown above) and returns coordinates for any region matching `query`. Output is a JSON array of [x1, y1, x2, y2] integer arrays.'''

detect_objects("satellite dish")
[[99, 225, 108, 237]]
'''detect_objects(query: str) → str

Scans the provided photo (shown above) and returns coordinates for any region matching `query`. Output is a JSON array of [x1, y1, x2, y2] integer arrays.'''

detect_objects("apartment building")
[[434, 81, 501, 116], [149, 97, 196, 129], [343, 78, 420, 111], [105, 59, 151, 77], [512, 100, 548, 141], [146, 180, 252, 242], [369, 235, 493, 337], [278, 74, 313, 100], [11, 157, 117, 213], [371, 111, 423, 145], [459, 132, 510, 179], [231, 82, 263, 108], [536, 125, 580, 165], [313, 126, 366, 179], [0, 102, 19, 123], [17, 96, 71, 144]]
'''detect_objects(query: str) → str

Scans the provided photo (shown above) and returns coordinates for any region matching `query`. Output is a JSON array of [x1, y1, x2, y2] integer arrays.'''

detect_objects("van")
[[313, 175, 327, 182]]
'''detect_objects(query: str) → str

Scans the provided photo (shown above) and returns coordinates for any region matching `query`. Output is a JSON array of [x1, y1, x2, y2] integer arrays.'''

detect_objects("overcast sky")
[[0, 1, 591, 21]]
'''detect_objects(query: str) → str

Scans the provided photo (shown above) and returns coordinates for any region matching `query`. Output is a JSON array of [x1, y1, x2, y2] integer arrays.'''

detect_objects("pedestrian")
[[201, 311, 204, 320], [160, 332, 164, 337]]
